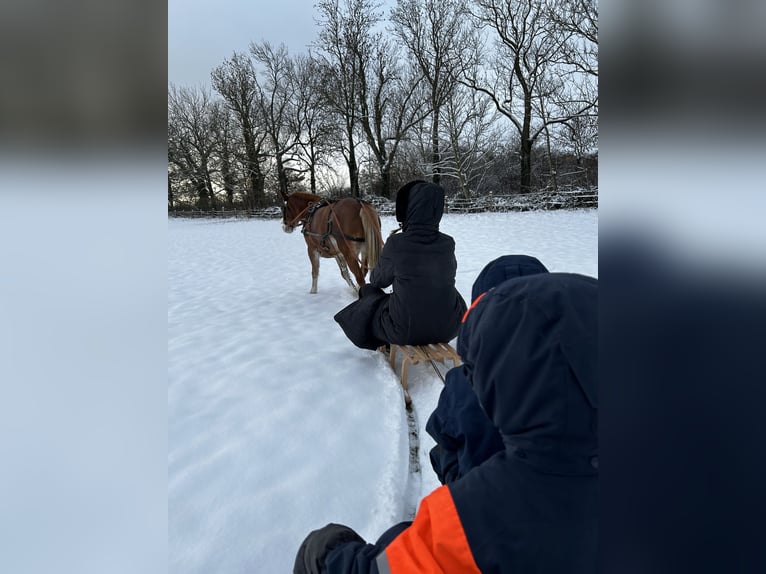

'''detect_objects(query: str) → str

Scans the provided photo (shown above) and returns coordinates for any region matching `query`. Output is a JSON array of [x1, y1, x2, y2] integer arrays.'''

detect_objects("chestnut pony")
[[280, 191, 383, 293]]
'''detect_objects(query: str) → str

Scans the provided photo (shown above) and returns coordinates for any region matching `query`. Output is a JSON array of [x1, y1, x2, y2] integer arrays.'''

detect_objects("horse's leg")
[[335, 255, 356, 292], [328, 237, 358, 292], [340, 241, 366, 290], [308, 244, 321, 294]]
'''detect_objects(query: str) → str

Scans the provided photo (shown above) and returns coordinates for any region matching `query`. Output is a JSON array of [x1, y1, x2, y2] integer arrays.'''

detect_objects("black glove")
[[293, 523, 365, 574], [358, 284, 383, 299]]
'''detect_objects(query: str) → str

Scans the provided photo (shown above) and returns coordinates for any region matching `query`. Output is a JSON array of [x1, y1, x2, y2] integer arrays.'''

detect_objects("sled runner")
[[386, 343, 461, 406]]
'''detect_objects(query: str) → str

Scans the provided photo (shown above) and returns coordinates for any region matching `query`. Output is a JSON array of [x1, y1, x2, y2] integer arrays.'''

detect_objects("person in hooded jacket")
[[295, 262, 598, 574], [427, 254, 550, 484], [334, 180, 467, 350]]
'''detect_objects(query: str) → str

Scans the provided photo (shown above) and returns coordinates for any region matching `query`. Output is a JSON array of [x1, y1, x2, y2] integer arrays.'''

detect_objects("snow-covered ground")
[[168, 210, 598, 573]]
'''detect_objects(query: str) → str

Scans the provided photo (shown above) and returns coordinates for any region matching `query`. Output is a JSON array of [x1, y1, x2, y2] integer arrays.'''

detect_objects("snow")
[[168, 209, 598, 573]]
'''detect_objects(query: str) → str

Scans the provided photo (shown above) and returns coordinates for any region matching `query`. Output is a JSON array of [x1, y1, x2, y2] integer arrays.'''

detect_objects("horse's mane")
[[289, 191, 323, 202]]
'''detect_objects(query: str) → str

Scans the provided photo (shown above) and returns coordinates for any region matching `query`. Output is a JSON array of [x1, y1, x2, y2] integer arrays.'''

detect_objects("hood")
[[460, 272, 598, 475], [395, 181, 444, 231], [458, 254, 549, 360], [470, 254, 549, 302]]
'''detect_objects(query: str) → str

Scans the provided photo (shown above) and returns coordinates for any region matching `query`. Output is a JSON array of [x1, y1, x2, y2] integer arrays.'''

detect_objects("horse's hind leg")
[[329, 238, 358, 292], [344, 245, 366, 290], [335, 256, 359, 292]]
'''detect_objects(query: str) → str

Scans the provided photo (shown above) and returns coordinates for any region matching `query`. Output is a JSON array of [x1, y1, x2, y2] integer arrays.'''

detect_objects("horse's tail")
[[360, 203, 383, 271]]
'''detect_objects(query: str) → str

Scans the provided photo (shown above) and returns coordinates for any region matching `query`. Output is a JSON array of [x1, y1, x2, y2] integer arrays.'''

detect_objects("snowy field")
[[168, 209, 598, 573]]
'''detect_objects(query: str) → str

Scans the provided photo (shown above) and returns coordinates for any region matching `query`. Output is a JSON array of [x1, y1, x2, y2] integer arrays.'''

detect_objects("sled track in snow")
[[380, 348, 422, 521], [403, 401, 421, 521]]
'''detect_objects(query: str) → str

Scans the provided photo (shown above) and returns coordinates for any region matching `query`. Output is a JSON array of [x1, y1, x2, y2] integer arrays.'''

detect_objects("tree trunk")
[[380, 165, 392, 199], [309, 141, 318, 194], [243, 126, 265, 207], [520, 138, 532, 194], [459, 172, 469, 199], [221, 143, 235, 207], [245, 149, 258, 208], [348, 139, 359, 198], [432, 105, 441, 184], [196, 179, 210, 210], [276, 153, 289, 199], [203, 160, 217, 209], [544, 123, 558, 193], [252, 167, 266, 207], [520, 93, 533, 193]]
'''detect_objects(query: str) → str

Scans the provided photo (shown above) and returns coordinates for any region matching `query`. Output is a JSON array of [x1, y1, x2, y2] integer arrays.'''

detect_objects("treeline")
[[168, 0, 598, 211]]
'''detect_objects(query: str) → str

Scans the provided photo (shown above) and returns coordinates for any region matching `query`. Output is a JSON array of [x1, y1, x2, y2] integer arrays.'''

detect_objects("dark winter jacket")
[[334, 181, 466, 349], [427, 254, 549, 484], [441, 272, 598, 574], [296, 270, 598, 574]]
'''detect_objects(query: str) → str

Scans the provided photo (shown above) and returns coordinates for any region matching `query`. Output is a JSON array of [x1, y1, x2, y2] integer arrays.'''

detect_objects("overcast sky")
[[168, 0, 319, 88]]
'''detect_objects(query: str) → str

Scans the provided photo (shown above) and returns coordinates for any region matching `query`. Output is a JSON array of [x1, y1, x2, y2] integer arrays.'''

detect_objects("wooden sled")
[[385, 343, 461, 406]]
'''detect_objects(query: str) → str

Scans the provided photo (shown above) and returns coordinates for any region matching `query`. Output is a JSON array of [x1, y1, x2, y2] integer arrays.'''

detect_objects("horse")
[[280, 191, 383, 294]]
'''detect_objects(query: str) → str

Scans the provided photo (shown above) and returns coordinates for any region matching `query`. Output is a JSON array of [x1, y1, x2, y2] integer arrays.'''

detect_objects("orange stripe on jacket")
[[377, 485, 480, 574], [462, 291, 487, 323]]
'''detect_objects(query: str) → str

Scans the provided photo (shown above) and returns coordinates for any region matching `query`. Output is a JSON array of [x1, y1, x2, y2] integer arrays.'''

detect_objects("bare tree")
[[356, 37, 430, 197], [551, 73, 598, 186], [211, 52, 269, 208], [211, 104, 239, 207], [168, 120, 186, 208], [250, 41, 305, 200], [390, 0, 471, 185], [293, 53, 336, 194], [463, 0, 596, 192], [440, 85, 503, 198], [168, 84, 220, 209], [550, 0, 598, 77], [314, 0, 383, 197], [536, 62, 597, 190]]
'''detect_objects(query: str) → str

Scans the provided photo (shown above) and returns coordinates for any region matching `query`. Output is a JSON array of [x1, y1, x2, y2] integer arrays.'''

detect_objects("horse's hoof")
[[310, 289, 317, 294]]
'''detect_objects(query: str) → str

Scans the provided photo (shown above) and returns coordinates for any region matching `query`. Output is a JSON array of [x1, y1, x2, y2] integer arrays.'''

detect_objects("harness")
[[301, 198, 366, 251]]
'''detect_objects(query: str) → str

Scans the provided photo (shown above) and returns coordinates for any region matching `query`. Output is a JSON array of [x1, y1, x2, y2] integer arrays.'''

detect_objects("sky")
[[168, 0, 318, 88], [168, 209, 598, 573], [169, 0, 398, 89]]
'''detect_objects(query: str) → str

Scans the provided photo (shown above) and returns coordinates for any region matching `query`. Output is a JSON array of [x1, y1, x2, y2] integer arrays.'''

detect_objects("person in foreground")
[[427, 254, 551, 484], [295, 258, 598, 574], [334, 180, 466, 350]]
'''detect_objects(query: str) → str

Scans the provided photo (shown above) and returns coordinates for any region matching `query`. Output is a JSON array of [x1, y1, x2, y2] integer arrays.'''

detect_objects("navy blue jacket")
[[446, 272, 598, 573], [427, 255, 549, 484]]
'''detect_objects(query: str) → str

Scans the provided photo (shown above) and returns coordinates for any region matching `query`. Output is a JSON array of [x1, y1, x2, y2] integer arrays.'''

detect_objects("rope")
[[427, 358, 446, 383]]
